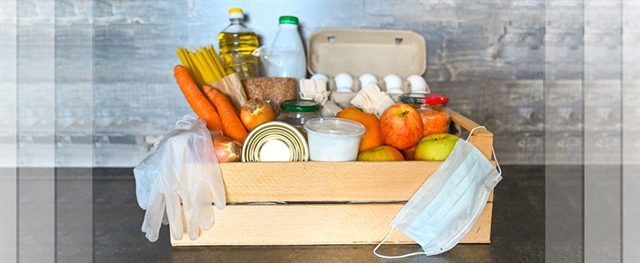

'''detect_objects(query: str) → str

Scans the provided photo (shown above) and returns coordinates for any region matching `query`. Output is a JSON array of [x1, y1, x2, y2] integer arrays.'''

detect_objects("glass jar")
[[399, 93, 451, 136], [276, 99, 321, 135]]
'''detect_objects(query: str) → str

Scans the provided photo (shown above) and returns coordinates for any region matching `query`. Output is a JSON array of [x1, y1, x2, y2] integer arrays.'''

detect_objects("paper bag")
[[208, 73, 247, 112]]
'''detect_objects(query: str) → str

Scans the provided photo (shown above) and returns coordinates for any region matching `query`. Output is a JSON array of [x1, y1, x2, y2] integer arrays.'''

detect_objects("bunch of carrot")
[[174, 65, 248, 143]]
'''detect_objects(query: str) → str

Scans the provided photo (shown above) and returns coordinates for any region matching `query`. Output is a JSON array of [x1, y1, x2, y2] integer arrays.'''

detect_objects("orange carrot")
[[173, 65, 223, 131], [202, 86, 248, 143]]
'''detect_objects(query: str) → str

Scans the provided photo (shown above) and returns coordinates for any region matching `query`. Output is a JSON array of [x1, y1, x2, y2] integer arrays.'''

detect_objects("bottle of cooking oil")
[[218, 8, 260, 79]]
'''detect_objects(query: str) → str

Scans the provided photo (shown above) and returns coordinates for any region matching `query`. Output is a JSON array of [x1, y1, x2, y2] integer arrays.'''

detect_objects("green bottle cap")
[[279, 16, 299, 25], [280, 99, 319, 112]]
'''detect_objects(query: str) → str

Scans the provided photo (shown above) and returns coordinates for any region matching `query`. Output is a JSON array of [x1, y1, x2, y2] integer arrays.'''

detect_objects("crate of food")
[[170, 28, 496, 246], [170, 111, 494, 246]]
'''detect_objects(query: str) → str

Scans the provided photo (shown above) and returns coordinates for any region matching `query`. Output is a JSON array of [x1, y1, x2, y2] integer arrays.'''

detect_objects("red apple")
[[401, 146, 416, 161], [357, 145, 405, 161], [414, 133, 459, 161], [379, 103, 424, 150]]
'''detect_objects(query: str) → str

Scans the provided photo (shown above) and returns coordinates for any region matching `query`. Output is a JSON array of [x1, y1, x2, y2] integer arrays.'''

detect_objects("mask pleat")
[[407, 156, 482, 237]]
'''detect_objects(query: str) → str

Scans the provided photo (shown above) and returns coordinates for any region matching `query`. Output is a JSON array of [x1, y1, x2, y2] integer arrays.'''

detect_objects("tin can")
[[241, 121, 309, 162]]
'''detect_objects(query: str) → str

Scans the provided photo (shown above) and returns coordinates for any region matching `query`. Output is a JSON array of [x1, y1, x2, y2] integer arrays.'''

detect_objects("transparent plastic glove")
[[134, 115, 226, 242], [350, 82, 396, 116]]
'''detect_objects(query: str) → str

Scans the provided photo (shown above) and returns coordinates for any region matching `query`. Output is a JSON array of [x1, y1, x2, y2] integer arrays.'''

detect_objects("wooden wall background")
[[1, 0, 638, 167]]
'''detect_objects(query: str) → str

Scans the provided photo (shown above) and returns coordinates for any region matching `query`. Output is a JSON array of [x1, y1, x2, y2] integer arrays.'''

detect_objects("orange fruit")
[[337, 107, 384, 152]]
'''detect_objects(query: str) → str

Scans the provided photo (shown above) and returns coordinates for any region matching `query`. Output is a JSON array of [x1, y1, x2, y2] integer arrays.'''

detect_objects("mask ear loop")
[[492, 147, 502, 176], [466, 126, 501, 176], [465, 126, 486, 142], [373, 227, 427, 258]]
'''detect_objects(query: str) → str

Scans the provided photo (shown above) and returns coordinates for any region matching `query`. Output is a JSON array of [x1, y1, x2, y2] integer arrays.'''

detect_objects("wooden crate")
[[171, 109, 495, 246]]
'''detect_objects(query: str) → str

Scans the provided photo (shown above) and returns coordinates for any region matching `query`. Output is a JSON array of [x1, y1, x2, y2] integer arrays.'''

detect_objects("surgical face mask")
[[374, 126, 502, 258]]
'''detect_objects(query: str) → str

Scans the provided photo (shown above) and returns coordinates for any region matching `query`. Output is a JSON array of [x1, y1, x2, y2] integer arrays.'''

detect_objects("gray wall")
[[1, 0, 638, 167]]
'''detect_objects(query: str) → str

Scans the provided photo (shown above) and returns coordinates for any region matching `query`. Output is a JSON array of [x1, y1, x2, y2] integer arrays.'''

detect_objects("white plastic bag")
[[134, 115, 226, 242]]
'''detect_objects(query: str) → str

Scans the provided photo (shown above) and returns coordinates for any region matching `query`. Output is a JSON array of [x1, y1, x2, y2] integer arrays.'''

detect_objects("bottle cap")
[[280, 99, 319, 112], [279, 16, 299, 25], [228, 8, 244, 19], [399, 93, 449, 105]]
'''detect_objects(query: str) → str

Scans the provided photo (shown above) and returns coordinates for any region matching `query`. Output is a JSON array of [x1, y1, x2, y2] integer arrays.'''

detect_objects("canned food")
[[241, 121, 309, 162]]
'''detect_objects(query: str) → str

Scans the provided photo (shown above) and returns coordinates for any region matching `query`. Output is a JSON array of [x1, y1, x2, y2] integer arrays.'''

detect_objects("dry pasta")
[[176, 45, 227, 88]]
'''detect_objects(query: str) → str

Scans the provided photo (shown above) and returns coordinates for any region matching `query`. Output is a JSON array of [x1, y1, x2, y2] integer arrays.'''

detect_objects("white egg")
[[358, 73, 378, 89], [383, 74, 403, 93], [310, 73, 329, 81], [407, 75, 428, 92], [334, 73, 354, 92]]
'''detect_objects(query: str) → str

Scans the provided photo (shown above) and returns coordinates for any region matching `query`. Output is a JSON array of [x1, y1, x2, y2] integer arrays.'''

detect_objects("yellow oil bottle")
[[218, 8, 260, 79]]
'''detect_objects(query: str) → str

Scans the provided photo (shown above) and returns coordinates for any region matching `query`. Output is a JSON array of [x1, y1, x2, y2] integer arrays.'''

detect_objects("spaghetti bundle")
[[176, 45, 227, 88]]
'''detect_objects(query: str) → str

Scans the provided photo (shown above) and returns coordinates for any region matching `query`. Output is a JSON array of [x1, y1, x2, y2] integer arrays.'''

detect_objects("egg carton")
[[306, 28, 428, 109], [314, 73, 429, 110]]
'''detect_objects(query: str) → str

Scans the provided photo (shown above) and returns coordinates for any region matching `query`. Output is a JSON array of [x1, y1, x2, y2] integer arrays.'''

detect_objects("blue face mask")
[[374, 126, 502, 258]]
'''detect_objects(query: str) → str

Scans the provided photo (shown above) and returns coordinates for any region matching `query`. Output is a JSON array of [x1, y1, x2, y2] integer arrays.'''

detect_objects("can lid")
[[399, 93, 449, 105], [241, 121, 309, 162], [228, 8, 244, 19], [279, 16, 299, 25], [280, 99, 319, 112]]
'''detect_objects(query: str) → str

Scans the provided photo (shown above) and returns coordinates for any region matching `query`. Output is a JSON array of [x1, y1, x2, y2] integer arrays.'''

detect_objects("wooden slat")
[[450, 109, 494, 160], [220, 161, 440, 203], [449, 109, 490, 136], [219, 160, 495, 203], [171, 202, 493, 246]]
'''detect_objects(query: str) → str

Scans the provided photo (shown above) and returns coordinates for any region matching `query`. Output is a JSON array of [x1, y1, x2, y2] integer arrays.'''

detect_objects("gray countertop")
[[74, 165, 546, 262]]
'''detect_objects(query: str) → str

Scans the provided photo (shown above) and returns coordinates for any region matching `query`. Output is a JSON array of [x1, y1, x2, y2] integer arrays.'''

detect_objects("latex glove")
[[134, 115, 226, 242], [350, 82, 396, 116], [300, 79, 343, 115]]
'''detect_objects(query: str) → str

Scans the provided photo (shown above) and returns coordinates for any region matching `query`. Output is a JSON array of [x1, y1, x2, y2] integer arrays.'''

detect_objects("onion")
[[240, 98, 276, 131], [211, 135, 241, 162]]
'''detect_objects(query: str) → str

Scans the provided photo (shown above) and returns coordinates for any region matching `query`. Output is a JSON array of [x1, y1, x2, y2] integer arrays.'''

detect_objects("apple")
[[414, 133, 459, 161], [401, 146, 416, 161], [357, 145, 405, 161], [379, 103, 423, 150]]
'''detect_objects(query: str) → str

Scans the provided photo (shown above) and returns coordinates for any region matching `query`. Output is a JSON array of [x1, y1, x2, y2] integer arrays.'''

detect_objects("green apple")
[[414, 134, 459, 161]]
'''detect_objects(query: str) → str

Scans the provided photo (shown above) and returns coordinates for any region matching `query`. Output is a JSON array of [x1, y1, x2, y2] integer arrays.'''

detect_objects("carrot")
[[173, 65, 223, 131], [202, 86, 248, 143]]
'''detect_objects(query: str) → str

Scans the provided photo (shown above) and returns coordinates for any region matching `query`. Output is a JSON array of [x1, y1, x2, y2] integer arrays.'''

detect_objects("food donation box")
[[171, 28, 495, 246]]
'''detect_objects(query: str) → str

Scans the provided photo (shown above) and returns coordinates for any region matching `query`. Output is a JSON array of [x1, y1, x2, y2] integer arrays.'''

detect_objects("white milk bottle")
[[266, 16, 307, 84]]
